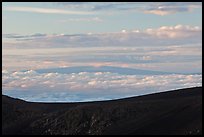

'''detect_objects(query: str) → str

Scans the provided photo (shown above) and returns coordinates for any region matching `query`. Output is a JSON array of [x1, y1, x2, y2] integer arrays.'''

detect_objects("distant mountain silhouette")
[[2, 87, 202, 135], [35, 66, 174, 75]]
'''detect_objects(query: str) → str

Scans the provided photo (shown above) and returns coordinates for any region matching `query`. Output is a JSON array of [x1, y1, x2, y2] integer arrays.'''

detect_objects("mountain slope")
[[35, 66, 174, 75], [2, 87, 202, 135]]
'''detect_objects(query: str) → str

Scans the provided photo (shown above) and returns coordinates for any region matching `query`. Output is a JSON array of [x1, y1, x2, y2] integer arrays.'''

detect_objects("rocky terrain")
[[2, 87, 202, 135]]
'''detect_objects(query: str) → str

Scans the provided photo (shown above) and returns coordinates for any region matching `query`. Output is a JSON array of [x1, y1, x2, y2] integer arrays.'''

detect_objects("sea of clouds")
[[2, 69, 202, 102]]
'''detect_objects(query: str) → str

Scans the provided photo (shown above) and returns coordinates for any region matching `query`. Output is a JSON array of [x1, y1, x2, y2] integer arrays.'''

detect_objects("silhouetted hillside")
[[2, 87, 202, 135]]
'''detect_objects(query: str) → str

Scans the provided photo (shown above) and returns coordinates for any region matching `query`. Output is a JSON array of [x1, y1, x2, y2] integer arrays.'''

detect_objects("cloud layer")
[[143, 2, 201, 15], [57, 2, 201, 15], [2, 25, 202, 74], [2, 69, 202, 102], [3, 25, 202, 48], [4, 2, 201, 17], [5, 6, 93, 15], [145, 25, 201, 38]]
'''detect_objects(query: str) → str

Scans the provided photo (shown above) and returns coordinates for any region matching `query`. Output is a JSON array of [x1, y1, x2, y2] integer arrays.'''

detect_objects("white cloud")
[[143, 2, 202, 15], [121, 29, 127, 33], [145, 25, 201, 38], [144, 9, 170, 16], [2, 69, 202, 102], [141, 56, 152, 61], [5, 6, 93, 15]]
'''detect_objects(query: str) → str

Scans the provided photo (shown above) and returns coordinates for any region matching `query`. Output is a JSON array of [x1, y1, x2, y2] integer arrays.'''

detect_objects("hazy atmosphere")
[[2, 2, 202, 102]]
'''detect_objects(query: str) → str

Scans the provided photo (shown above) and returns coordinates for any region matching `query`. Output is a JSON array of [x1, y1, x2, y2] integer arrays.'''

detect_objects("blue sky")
[[2, 2, 202, 102], [2, 2, 202, 34]]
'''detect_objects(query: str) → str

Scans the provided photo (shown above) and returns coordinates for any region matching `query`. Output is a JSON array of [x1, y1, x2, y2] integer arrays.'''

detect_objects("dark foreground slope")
[[2, 87, 202, 135]]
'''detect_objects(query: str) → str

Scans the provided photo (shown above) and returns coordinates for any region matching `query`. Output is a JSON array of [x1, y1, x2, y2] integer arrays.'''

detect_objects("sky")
[[2, 2, 202, 102]]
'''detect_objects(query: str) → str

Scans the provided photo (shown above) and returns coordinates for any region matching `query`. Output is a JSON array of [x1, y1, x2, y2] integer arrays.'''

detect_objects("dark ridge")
[[2, 87, 202, 135]]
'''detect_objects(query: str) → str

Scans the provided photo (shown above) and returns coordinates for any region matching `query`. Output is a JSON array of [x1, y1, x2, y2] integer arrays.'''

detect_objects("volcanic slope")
[[2, 87, 202, 135]]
